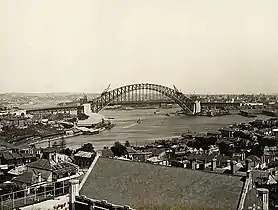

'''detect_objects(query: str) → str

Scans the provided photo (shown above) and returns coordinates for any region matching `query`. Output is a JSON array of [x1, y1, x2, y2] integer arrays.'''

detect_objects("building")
[[74, 151, 95, 168], [68, 156, 268, 210], [13, 153, 80, 189]]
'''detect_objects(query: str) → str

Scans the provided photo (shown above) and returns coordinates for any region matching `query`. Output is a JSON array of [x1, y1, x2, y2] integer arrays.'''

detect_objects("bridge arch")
[[89, 83, 197, 114]]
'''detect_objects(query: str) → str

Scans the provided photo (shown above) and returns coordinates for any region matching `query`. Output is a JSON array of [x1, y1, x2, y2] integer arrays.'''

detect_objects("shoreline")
[[22, 113, 272, 149], [28, 131, 83, 146]]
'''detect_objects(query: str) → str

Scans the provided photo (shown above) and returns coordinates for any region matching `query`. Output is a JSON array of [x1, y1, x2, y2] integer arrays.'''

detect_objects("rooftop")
[[74, 151, 95, 158], [27, 158, 78, 176], [80, 157, 245, 210]]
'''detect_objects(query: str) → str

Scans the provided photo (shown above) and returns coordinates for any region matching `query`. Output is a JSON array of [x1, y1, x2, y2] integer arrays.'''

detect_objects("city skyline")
[[2, 0, 278, 94]]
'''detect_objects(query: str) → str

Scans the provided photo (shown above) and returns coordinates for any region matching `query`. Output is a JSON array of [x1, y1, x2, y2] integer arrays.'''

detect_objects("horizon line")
[[0, 92, 278, 95]]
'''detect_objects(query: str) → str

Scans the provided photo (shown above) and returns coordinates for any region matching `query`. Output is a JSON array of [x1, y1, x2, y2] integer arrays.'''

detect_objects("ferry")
[[239, 110, 257, 118]]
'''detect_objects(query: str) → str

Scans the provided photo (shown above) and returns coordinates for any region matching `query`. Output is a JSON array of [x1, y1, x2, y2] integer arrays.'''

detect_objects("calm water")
[[35, 108, 268, 150]]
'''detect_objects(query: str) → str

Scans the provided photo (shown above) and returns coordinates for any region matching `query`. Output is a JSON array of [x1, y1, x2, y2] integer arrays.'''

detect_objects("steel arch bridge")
[[89, 83, 199, 114]]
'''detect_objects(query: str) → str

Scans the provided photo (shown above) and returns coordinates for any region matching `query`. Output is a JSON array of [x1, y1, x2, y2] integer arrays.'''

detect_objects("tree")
[[111, 141, 127, 157], [80, 143, 95, 153], [61, 148, 72, 156], [124, 140, 130, 147]]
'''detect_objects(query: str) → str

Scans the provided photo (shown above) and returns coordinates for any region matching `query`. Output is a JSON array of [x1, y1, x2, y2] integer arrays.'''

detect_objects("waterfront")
[[33, 108, 269, 150]]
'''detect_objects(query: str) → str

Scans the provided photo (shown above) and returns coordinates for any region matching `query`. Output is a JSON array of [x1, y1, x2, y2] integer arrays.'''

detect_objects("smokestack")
[[241, 150, 246, 161], [38, 172, 42, 183], [211, 158, 217, 171], [191, 159, 196, 170], [231, 161, 237, 175], [257, 188, 269, 210], [226, 160, 231, 169], [246, 159, 252, 171], [69, 179, 80, 210]]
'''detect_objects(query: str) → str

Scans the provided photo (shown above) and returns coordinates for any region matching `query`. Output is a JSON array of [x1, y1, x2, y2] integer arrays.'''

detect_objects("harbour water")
[[34, 108, 269, 151]]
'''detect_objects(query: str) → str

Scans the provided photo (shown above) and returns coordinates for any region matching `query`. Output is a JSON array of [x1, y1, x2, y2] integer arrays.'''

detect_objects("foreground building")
[[68, 155, 269, 210]]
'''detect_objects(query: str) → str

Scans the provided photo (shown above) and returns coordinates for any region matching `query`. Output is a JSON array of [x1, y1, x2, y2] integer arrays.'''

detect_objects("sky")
[[1, 0, 278, 94]]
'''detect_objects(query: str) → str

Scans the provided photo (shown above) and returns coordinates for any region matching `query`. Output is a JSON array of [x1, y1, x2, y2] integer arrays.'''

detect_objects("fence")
[[0, 179, 70, 210]]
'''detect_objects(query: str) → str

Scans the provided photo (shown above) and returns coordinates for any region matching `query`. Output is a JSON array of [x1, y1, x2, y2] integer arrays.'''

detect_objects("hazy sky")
[[1, 0, 278, 94]]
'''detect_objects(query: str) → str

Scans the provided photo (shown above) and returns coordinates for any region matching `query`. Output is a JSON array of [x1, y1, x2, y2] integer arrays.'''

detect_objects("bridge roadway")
[[26, 101, 242, 114]]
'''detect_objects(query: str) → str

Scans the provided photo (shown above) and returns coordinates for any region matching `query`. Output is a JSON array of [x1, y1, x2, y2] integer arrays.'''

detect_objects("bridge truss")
[[89, 83, 196, 114]]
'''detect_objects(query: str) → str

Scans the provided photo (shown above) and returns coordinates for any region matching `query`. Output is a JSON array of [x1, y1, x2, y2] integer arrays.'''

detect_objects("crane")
[[101, 84, 111, 96], [173, 85, 183, 95]]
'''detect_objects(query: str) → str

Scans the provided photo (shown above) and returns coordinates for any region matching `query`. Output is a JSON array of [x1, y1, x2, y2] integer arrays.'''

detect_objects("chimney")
[[257, 188, 269, 210], [230, 161, 237, 175], [38, 172, 42, 183], [246, 159, 252, 171], [69, 179, 80, 210], [246, 169, 252, 180], [191, 159, 196, 170], [241, 150, 246, 161], [226, 160, 231, 169], [211, 158, 217, 171]]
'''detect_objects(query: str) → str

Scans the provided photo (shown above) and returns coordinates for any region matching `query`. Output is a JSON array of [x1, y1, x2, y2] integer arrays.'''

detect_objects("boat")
[[84, 128, 100, 135], [106, 123, 115, 130], [99, 127, 105, 132], [154, 109, 160, 115], [77, 127, 100, 135], [59, 121, 74, 129], [262, 110, 277, 117], [239, 110, 257, 118], [207, 110, 214, 117]]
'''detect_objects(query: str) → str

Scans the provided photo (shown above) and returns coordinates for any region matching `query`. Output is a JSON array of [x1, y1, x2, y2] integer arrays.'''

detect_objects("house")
[[245, 155, 261, 169], [21, 155, 79, 184], [0, 151, 16, 168], [74, 151, 95, 168], [14, 171, 40, 189], [20, 153, 36, 164], [130, 152, 152, 162], [68, 156, 268, 210], [146, 156, 167, 165], [252, 170, 277, 188], [182, 152, 218, 170], [125, 147, 152, 162], [219, 127, 234, 138]]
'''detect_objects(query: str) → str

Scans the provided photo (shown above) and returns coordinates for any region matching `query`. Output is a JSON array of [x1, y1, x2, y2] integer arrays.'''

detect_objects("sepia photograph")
[[1, 0, 278, 209]]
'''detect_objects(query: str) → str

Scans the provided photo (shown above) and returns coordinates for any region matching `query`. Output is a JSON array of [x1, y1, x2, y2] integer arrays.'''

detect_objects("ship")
[[78, 127, 100, 135], [262, 109, 277, 117], [207, 110, 214, 117], [239, 110, 257, 118]]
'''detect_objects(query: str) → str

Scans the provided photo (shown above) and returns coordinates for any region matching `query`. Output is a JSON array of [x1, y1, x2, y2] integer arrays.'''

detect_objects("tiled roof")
[[11, 152, 23, 160], [14, 171, 36, 185], [246, 155, 261, 163], [126, 147, 138, 154], [52, 162, 77, 175], [1, 151, 15, 160], [27, 159, 78, 175], [80, 157, 244, 210], [27, 159, 52, 170], [20, 153, 35, 158]]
